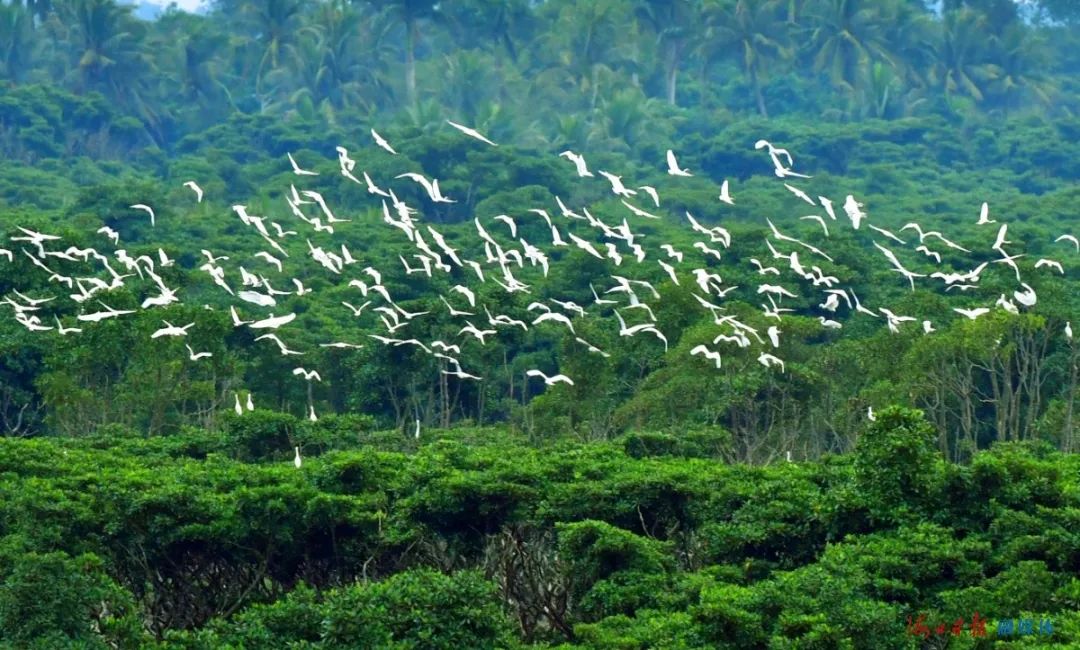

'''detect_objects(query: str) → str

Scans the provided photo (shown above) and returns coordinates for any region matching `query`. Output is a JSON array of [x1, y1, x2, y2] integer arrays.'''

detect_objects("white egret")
[[665, 149, 692, 176], [525, 369, 575, 386], [287, 152, 318, 176], [446, 119, 498, 146]]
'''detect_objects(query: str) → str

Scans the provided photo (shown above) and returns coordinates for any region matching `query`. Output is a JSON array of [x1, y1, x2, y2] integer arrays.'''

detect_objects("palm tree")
[[634, 0, 698, 106], [0, 2, 34, 84], [438, 49, 502, 124], [803, 0, 896, 95], [166, 21, 235, 118], [284, 1, 391, 118], [879, 0, 936, 91], [364, 0, 439, 108], [596, 87, 665, 151], [242, 0, 303, 98], [931, 8, 998, 108], [533, 0, 632, 112], [985, 24, 1054, 115], [703, 0, 791, 118], [60, 0, 161, 141], [441, 0, 533, 64]]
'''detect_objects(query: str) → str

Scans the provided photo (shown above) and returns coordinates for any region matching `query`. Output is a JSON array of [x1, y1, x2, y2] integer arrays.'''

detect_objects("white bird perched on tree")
[[151, 321, 194, 338], [1066, 322, 1073, 340], [526, 369, 574, 386], [183, 180, 203, 202], [559, 150, 593, 177], [867, 406, 876, 421], [665, 149, 692, 176], [371, 129, 397, 154], [294, 446, 302, 468], [287, 152, 318, 175], [308, 405, 318, 422], [234, 395, 243, 416], [185, 344, 212, 361], [446, 119, 498, 146]]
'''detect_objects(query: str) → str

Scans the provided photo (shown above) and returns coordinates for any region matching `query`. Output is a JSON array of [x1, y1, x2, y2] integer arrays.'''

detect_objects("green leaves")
[[854, 406, 944, 525]]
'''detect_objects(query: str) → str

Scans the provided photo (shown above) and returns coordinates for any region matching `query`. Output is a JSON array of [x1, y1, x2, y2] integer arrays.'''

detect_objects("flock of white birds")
[[2, 121, 1077, 460]]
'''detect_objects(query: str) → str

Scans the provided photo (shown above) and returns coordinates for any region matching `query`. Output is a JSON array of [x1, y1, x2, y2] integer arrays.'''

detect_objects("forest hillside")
[[0, 0, 1078, 647]]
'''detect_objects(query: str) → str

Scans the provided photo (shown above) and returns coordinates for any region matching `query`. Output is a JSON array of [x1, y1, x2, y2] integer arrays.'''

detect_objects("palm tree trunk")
[[751, 67, 769, 118], [405, 17, 417, 107], [665, 42, 681, 106]]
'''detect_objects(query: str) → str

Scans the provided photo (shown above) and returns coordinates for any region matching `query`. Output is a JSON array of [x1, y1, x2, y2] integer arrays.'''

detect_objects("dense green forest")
[[1, 0, 1079, 647]]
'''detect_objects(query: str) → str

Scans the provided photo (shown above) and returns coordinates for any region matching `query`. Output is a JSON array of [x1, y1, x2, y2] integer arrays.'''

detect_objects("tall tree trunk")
[[405, 17, 418, 107], [665, 42, 681, 106], [750, 67, 769, 118], [1064, 344, 1077, 452]]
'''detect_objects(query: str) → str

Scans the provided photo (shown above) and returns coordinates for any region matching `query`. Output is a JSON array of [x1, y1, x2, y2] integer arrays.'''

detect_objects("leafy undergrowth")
[[0, 408, 1077, 648]]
